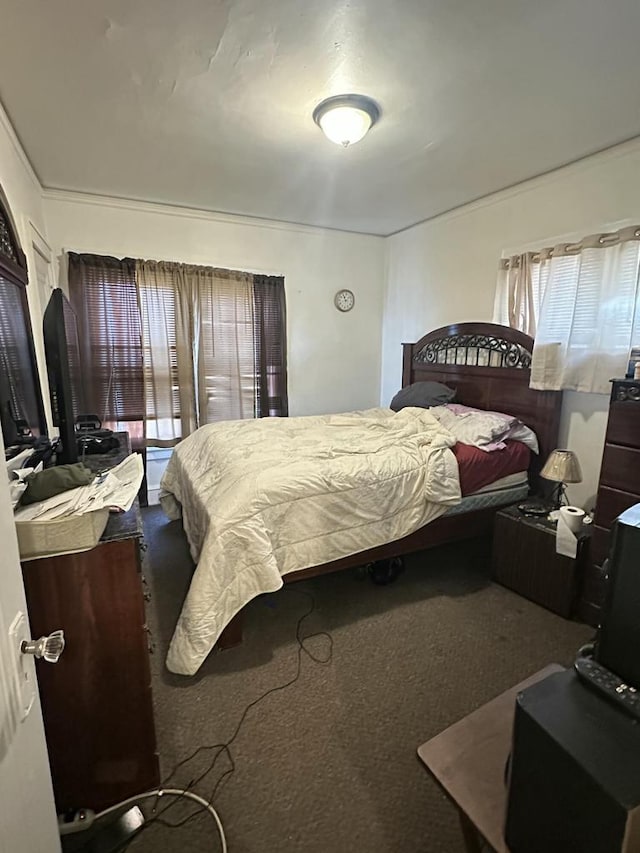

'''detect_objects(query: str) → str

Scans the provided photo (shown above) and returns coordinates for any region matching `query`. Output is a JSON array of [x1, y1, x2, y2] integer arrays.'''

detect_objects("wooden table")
[[417, 664, 563, 853]]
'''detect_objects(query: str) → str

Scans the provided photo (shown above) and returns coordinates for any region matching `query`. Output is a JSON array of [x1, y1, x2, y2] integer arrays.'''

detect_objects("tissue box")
[[16, 509, 110, 561]]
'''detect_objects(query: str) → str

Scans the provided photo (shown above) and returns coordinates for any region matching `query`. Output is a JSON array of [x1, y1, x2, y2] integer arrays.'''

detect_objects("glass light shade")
[[313, 94, 380, 147], [540, 449, 583, 484], [318, 106, 373, 147]]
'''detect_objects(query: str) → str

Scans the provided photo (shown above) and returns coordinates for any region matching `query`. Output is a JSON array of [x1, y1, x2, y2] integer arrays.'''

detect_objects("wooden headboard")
[[402, 322, 562, 484]]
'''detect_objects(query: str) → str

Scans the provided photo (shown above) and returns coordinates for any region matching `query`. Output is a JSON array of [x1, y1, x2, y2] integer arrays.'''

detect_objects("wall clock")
[[334, 289, 355, 312]]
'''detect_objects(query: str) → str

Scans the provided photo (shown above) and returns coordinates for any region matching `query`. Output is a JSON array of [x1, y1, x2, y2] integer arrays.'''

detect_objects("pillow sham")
[[502, 421, 539, 454], [430, 403, 539, 453], [390, 381, 456, 412]]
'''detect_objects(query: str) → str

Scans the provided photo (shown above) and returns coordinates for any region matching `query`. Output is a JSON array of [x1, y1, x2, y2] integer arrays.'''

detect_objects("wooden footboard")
[[217, 610, 244, 649]]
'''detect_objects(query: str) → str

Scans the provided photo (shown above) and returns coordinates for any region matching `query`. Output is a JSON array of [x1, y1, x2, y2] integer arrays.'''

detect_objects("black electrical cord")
[[106, 587, 332, 850], [152, 587, 333, 829]]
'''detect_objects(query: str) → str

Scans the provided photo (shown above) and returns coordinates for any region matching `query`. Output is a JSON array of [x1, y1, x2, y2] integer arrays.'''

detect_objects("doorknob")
[[21, 630, 65, 663]]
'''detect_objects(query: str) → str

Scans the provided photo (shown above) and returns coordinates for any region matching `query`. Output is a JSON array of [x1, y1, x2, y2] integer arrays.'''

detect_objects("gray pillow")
[[390, 381, 456, 412]]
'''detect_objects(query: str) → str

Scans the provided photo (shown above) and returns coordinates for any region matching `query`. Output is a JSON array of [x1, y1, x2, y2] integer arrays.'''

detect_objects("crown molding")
[[28, 128, 640, 240], [0, 99, 43, 194], [41, 187, 384, 241], [389, 134, 640, 237]]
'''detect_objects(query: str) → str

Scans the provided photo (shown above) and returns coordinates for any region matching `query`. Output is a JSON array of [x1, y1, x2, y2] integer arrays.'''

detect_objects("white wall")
[[12, 105, 640, 512], [382, 139, 640, 509], [43, 192, 386, 419], [0, 106, 60, 852]]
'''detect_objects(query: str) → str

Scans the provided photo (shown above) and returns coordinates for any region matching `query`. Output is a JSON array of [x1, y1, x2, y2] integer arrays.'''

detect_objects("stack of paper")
[[14, 454, 144, 522], [14, 454, 145, 561]]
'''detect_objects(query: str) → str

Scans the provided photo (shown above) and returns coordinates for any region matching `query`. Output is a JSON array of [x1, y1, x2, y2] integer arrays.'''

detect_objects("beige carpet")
[[120, 506, 591, 853]]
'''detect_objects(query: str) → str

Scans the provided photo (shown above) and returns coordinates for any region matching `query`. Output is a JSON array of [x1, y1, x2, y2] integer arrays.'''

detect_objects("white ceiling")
[[1, 0, 639, 235]]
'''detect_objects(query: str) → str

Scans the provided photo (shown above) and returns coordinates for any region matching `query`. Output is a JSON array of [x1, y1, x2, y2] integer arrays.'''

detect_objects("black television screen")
[[43, 288, 85, 464]]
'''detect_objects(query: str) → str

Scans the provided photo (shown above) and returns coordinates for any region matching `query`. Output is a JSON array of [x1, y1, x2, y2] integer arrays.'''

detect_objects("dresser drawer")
[[599, 444, 640, 493], [591, 524, 612, 568], [606, 400, 640, 447], [594, 486, 640, 530]]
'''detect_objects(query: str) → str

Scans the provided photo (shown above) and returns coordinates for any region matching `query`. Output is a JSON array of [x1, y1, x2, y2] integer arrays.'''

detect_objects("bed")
[[160, 323, 561, 675]]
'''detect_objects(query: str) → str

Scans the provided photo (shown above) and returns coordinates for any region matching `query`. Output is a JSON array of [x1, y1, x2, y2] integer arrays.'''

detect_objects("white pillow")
[[430, 404, 538, 453], [501, 421, 539, 454]]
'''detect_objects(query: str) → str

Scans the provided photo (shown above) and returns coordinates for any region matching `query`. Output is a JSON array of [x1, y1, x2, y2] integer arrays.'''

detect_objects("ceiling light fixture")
[[313, 94, 380, 148]]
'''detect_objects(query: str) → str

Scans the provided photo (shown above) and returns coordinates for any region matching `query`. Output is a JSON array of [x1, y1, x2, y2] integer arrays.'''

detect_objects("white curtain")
[[137, 261, 196, 446], [493, 251, 551, 337], [173, 265, 255, 426], [136, 261, 255, 446], [530, 226, 640, 393]]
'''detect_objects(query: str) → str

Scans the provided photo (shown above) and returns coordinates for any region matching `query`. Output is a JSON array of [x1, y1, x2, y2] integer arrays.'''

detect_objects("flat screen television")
[[43, 288, 85, 464]]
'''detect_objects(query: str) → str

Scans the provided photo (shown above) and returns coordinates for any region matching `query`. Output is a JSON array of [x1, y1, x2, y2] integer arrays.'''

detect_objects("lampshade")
[[540, 449, 583, 484], [313, 94, 380, 147]]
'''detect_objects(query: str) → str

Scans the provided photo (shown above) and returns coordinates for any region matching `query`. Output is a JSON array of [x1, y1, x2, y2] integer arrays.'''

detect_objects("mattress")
[[472, 470, 529, 495], [444, 482, 530, 516]]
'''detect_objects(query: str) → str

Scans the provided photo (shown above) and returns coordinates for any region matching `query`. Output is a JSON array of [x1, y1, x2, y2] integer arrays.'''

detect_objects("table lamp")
[[540, 449, 582, 507]]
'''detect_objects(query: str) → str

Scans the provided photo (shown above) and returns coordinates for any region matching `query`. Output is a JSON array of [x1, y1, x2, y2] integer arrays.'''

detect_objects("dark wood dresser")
[[578, 379, 640, 627], [20, 433, 159, 812]]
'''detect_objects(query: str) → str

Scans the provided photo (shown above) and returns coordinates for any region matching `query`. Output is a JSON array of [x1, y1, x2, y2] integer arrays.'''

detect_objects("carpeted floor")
[[124, 505, 591, 853]]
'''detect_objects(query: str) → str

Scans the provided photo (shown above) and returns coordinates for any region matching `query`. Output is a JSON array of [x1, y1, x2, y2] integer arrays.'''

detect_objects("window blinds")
[[67, 253, 144, 430], [530, 229, 640, 393], [70, 253, 288, 448], [193, 266, 255, 424], [137, 262, 185, 445]]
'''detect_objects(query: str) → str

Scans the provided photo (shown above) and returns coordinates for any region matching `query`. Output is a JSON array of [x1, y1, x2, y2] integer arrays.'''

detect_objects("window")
[[137, 268, 181, 444], [68, 254, 288, 447], [68, 254, 144, 444], [494, 226, 640, 393]]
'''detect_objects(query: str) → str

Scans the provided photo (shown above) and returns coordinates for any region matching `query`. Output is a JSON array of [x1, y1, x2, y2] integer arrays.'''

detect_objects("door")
[[0, 431, 60, 852]]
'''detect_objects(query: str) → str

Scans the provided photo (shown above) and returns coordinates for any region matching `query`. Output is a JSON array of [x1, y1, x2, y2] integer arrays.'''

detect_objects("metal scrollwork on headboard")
[[414, 332, 532, 369], [615, 382, 640, 402]]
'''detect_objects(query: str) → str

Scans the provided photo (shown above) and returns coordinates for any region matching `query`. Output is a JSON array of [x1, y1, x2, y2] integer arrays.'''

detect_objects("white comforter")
[[160, 407, 461, 675]]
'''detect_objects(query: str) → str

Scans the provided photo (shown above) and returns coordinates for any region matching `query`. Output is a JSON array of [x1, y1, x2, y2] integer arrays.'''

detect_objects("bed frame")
[[218, 322, 562, 648]]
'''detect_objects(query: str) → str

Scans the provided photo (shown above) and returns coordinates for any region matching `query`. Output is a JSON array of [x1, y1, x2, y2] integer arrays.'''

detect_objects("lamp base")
[[518, 501, 553, 518]]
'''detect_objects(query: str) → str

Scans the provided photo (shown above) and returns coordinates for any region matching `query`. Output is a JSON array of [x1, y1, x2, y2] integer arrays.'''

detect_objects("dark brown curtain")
[[68, 253, 144, 445], [252, 275, 288, 417]]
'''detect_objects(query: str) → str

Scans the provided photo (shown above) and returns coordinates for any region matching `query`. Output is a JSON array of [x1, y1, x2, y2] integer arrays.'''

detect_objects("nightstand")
[[491, 504, 591, 618]]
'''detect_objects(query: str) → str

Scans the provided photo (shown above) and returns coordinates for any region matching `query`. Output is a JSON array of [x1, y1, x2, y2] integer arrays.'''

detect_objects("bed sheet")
[[453, 440, 531, 496]]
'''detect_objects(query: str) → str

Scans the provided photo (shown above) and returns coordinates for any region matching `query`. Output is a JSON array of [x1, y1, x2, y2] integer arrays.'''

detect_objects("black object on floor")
[[62, 808, 144, 853]]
